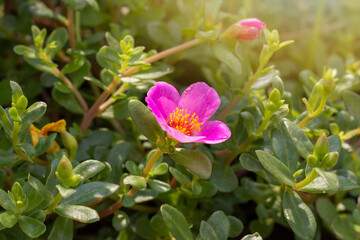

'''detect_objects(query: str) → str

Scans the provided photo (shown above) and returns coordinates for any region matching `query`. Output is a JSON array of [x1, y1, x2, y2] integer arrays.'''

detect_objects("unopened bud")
[[323, 79, 335, 94], [321, 152, 339, 169], [56, 155, 73, 179], [225, 18, 266, 41], [15, 96, 28, 115], [9, 107, 21, 122], [269, 88, 282, 103], [60, 130, 78, 160], [167, 146, 175, 154], [307, 154, 320, 168], [314, 133, 329, 159], [330, 123, 340, 135]]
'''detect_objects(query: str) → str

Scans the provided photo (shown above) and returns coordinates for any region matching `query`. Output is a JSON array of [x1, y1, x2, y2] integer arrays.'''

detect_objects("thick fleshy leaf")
[[332, 214, 359, 240], [271, 122, 298, 173], [210, 163, 238, 192], [283, 119, 314, 159], [299, 169, 339, 194], [28, 175, 53, 203], [52, 88, 83, 114], [316, 198, 338, 226], [47, 216, 73, 240], [0, 106, 12, 137], [344, 91, 360, 125], [255, 151, 295, 188], [123, 175, 147, 189], [241, 233, 263, 240], [72, 160, 105, 181], [0, 189, 15, 211], [0, 150, 21, 167], [169, 167, 190, 185], [228, 216, 244, 238], [211, 43, 242, 75], [169, 148, 212, 179], [207, 211, 230, 240], [63, 182, 119, 205], [148, 179, 171, 193], [55, 204, 99, 223], [200, 221, 219, 240], [161, 204, 193, 240], [56, 185, 76, 198], [112, 211, 130, 232], [45, 27, 68, 58], [0, 212, 18, 228], [19, 216, 46, 238], [128, 100, 164, 143], [283, 188, 316, 240]]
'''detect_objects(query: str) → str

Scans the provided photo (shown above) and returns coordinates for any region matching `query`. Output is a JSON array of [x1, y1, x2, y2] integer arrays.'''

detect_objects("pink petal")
[[178, 82, 220, 123], [164, 125, 206, 143], [195, 121, 231, 144], [145, 82, 180, 129]]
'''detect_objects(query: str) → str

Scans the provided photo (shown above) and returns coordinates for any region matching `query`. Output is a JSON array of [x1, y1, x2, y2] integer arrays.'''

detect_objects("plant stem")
[[98, 83, 129, 112], [75, 11, 81, 42], [80, 39, 202, 132], [44, 193, 62, 214], [295, 168, 318, 190], [99, 148, 164, 218], [51, 67, 88, 112], [224, 136, 255, 167], [67, 8, 75, 49]]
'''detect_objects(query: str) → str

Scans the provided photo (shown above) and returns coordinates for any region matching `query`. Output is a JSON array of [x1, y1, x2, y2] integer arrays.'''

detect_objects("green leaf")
[[125, 161, 142, 176], [0, 211, 18, 228], [13, 45, 36, 58], [54, 81, 72, 94], [135, 216, 158, 240], [332, 214, 360, 240], [45, 27, 68, 58], [169, 167, 190, 185], [72, 160, 105, 181], [24, 57, 54, 75], [96, 46, 122, 75], [255, 151, 295, 188], [161, 204, 193, 240], [204, 0, 223, 19], [20, 101, 47, 130], [56, 185, 76, 198], [123, 175, 147, 189], [99, 100, 130, 120], [128, 100, 163, 143], [249, 220, 273, 239], [55, 204, 99, 223], [86, 0, 99, 10], [300, 169, 339, 194], [30, 2, 68, 26], [148, 179, 171, 193], [52, 88, 83, 114], [169, 148, 212, 180], [241, 233, 263, 240], [0, 106, 13, 137], [328, 135, 341, 153], [283, 119, 314, 159], [19, 216, 46, 238], [207, 211, 230, 240], [132, 65, 173, 80], [314, 168, 339, 194], [0, 150, 20, 167], [316, 198, 338, 226], [153, 163, 168, 175], [283, 188, 316, 240], [47, 216, 73, 240], [63, 0, 87, 10], [112, 211, 130, 232], [271, 122, 298, 173], [121, 195, 135, 207], [62, 57, 85, 74], [200, 221, 219, 240], [0, 189, 15, 211], [147, 21, 181, 47], [211, 43, 242, 75], [210, 163, 238, 192], [63, 182, 119, 205], [344, 91, 360, 125], [28, 175, 53, 203], [228, 216, 244, 238]]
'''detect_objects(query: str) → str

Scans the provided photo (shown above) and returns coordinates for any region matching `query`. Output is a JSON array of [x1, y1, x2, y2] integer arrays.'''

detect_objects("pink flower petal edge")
[[145, 81, 231, 144]]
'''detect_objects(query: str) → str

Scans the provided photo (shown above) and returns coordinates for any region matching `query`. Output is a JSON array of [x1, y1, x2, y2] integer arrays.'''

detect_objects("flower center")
[[169, 108, 203, 135]]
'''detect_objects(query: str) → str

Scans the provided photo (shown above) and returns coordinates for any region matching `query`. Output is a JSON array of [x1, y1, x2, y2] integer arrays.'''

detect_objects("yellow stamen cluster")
[[169, 108, 203, 135]]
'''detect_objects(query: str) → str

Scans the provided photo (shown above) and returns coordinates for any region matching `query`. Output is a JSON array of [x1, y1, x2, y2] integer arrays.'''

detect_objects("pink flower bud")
[[225, 18, 266, 41]]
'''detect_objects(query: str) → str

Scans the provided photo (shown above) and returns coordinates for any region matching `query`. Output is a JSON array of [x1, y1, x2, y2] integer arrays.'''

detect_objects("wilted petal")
[[178, 82, 220, 123], [195, 121, 231, 144], [145, 82, 180, 125]]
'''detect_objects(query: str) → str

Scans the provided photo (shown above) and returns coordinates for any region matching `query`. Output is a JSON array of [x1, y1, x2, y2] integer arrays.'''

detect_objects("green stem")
[[12, 122, 20, 149], [224, 136, 255, 167], [99, 148, 164, 218], [44, 193, 62, 214], [256, 110, 273, 134], [298, 94, 327, 127], [295, 168, 318, 190], [75, 11, 82, 42]]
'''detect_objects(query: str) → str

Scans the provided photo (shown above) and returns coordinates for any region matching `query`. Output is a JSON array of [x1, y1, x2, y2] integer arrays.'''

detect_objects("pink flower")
[[145, 82, 231, 144], [225, 18, 266, 41]]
